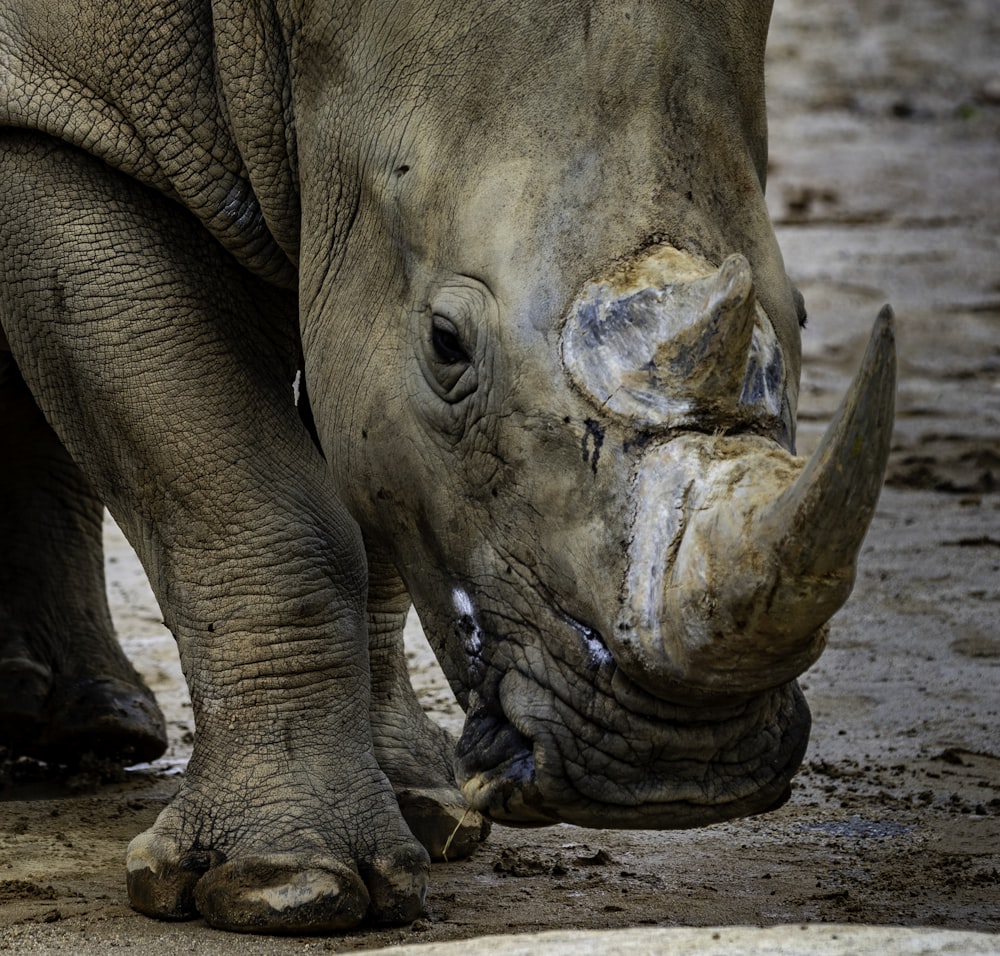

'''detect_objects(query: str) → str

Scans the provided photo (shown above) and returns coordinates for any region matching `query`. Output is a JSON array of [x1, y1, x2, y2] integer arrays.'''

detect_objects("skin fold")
[[0, 0, 894, 934]]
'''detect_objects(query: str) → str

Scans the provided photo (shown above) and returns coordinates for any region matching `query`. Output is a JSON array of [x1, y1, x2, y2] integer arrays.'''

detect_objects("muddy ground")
[[1, 0, 998, 951]]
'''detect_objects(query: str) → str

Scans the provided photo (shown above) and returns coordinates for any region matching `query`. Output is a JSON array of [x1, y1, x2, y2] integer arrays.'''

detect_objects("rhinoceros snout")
[[608, 307, 897, 701]]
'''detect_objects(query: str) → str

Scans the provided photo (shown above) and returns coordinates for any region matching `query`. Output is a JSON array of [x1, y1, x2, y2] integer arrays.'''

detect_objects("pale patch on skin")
[[245, 870, 345, 910], [562, 615, 615, 670], [452, 587, 485, 683]]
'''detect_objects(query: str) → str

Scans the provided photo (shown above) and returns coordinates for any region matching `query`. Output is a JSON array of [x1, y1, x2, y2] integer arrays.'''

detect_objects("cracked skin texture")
[[0, 0, 871, 935]]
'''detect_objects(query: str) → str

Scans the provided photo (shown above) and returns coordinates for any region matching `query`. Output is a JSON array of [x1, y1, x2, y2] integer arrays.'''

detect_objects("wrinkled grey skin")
[[0, 0, 895, 935]]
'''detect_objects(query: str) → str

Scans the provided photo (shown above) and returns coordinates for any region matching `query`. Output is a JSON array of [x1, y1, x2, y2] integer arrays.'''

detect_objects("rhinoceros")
[[0, 0, 895, 934]]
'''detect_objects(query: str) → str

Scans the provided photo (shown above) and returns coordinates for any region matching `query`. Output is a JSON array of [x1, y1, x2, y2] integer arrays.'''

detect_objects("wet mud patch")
[[491, 844, 613, 878], [887, 436, 1000, 494]]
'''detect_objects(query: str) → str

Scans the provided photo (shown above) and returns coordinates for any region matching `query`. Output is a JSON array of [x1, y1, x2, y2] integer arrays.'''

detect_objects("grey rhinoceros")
[[0, 0, 895, 934]]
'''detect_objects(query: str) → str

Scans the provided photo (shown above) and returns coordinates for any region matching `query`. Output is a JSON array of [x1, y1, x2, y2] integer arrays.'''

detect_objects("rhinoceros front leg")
[[0, 131, 427, 932], [0, 354, 166, 764], [366, 554, 490, 860]]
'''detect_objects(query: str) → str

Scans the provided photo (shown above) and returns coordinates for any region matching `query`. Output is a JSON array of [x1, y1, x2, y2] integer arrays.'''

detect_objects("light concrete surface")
[[358, 926, 998, 956], [2, 923, 997, 955]]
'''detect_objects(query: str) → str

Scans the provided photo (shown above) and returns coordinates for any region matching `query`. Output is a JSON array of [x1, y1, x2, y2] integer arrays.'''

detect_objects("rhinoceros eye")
[[431, 317, 470, 365], [423, 313, 477, 404]]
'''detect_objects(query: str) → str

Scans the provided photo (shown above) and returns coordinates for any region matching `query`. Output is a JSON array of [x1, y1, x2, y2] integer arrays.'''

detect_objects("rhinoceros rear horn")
[[562, 251, 763, 424], [754, 305, 897, 638], [651, 253, 757, 406]]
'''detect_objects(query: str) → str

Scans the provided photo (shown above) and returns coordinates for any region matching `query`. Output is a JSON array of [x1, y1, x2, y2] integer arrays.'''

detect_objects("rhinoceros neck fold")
[[0, 0, 299, 288]]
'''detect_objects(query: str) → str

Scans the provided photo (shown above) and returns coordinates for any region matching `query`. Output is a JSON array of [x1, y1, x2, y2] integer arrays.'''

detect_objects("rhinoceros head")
[[294, 2, 896, 829]]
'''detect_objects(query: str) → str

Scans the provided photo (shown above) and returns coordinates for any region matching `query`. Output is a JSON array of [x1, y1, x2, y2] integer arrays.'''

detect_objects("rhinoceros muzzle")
[[450, 245, 895, 830], [453, 627, 812, 830]]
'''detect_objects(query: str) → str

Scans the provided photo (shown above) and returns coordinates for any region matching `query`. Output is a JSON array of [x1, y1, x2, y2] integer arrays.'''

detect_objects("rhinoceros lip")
[[453, 609, 811, 829], [453, 696, 558, 827]]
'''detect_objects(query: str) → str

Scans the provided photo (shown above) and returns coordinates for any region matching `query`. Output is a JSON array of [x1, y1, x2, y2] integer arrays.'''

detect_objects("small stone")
[[977, 77, 1000, 105]]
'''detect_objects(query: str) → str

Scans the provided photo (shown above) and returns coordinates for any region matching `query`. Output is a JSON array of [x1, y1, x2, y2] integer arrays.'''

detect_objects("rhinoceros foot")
[[368, 644, 491, 861], [373, 725, 492, 861], [39, 675, 167, 764], [127, 771, 429, 932], [394, 787, 492, 861], [0, 657, 51, 733], [0, 658, 166, 765]]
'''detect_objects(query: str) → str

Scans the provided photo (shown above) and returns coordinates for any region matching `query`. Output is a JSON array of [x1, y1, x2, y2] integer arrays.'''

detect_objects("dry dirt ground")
[[2, 0, 998, 951]]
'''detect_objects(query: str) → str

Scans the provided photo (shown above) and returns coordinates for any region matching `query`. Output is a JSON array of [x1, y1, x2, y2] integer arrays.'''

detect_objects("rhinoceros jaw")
[[454, 656, 810, 829], [454, 692, 556, 827]]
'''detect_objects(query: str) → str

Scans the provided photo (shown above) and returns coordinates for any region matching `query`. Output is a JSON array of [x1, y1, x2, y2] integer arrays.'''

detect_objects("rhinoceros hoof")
[[0, 659, 167, 765], [0, 657, 52, 743], [39, 676, 167, 764], [127, 831, 428, 932], [193, 855, 373, 933], [396, 787, 491, 861], [126, 830, 211, 920]]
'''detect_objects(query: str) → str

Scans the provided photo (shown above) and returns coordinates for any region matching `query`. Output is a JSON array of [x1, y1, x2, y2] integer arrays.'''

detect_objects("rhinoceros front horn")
[[615, 306, 897, 700], [754, 305, 897, 634]]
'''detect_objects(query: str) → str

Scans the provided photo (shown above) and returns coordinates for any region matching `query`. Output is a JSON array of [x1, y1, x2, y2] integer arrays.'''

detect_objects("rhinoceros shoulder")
[[0, 0, 295, 286]]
